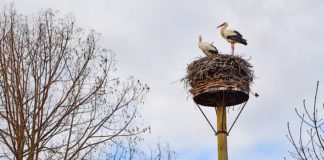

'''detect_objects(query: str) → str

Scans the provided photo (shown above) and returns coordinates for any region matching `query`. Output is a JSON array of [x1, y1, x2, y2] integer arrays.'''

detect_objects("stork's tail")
[[239, 38, 247, 45]]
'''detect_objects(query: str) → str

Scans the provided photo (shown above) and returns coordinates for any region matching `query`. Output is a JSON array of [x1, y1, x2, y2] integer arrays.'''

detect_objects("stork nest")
[[182, 54, 254, 95]]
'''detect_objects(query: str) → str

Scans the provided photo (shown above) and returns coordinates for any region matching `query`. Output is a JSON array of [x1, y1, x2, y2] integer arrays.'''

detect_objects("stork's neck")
[[220, 25, 227, 37]]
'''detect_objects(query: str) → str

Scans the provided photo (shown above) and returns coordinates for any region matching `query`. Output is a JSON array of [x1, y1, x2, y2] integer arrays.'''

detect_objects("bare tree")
[[287, 81, 324, 160], [148, 142, 176, 160], [105, 138, 177, 160], [0, 7, 150, 160]]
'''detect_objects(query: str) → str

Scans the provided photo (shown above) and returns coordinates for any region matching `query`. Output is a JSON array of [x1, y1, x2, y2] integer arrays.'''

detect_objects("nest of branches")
[[183, 54, 254, 95]]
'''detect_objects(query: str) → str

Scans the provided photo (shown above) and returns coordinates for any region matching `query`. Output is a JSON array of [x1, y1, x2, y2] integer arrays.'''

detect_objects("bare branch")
[[287, 81, 324, 160], [0, 7, 150, 160]]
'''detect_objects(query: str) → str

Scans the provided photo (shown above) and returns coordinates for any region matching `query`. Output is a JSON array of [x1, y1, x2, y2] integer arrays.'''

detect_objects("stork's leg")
[[231, 43, 234, 55]]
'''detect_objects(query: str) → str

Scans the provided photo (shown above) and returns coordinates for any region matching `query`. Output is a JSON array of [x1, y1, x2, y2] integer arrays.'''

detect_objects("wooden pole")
[[216, 106, 228, 160]]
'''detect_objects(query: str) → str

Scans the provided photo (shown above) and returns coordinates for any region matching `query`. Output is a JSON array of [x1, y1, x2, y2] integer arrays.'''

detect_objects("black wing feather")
[[233, 30, 242, 37], [210, 44, 218, 54], [226, 35, 247, 45], [227, 30, 247, 45], [209, 50, 218, 54]]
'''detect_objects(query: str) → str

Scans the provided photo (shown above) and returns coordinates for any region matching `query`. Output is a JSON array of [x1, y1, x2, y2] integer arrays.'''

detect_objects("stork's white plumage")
[[198, 35, 218, 57], [217, 22, 247, 55]]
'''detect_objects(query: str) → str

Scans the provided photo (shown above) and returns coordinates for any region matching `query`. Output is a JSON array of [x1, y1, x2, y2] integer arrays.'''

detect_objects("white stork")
[[198, 35, 218, 57], [217, 22, 247, 55]]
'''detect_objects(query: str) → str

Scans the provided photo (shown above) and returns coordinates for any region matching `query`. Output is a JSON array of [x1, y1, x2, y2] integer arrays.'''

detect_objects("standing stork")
[[198, 35, 218, 57], [217, 22, 247, 55]]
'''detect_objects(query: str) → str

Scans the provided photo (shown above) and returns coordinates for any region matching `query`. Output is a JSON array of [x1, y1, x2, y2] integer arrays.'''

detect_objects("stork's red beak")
[[217, 23, 225, 28]]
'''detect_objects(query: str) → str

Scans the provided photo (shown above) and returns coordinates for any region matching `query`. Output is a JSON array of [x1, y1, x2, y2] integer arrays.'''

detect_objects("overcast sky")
[[2, 0, 324, 159]]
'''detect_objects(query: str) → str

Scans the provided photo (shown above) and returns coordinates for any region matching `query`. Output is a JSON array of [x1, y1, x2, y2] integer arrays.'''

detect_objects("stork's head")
[[198, 35, 202, 42], [217, 22, 228, 28]]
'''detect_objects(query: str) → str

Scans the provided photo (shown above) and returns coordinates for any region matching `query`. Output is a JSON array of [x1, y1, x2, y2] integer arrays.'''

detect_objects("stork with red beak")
[[198, 35, 218, 57], [217, 22, 247, 55]]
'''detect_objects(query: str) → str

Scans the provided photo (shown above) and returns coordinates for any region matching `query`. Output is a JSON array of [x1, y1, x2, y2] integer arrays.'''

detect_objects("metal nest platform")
[[182, 54, 254, 107], [193, 86, 249, 107]]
